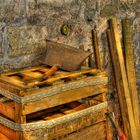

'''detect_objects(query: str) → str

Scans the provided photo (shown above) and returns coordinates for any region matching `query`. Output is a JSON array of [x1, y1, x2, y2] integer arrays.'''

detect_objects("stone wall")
[[0, 0, 140, 96]]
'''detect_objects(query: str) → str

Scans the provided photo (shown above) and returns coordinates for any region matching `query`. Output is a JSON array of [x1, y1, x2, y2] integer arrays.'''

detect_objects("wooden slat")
[[43, 72, 105, 87], [109, 18, 138, 140], [92, 30, 102, 69], [22, 71, 107, 97], [122, 19, 140, 137], [22, 71, 43, 78], [0, 124, 16, 140], [26, 69, 104, 87], [87, 92, 107, 106], [60, 121, 106, 140], [0, 133, 11, 140], [106, 29, 129, 138], [0, 80, 25, 96], [0, 76, 27, 89], [23, 85, 108, 115], [0, 65, 48, 76], [14, 103, 26, 140], [27, 105, 64, 120], [0, 102, 15, 120], [0, 68, 106, 90], [24, 107, 107, 140]]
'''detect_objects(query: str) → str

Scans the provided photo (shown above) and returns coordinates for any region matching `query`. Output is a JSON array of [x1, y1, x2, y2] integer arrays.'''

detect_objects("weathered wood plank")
[[26, 69, 104, 87], [0, 133, 11, 140], [122, 19, 140, 137], [59, 121, 106, 140], [23, 85, 107, 115], [0, 65, 47, 76], [0, 124, 16, 140], [0, 101, 15, 120], [106, 29, 129, 138], [92, 30, 102, 69], [23, 107, 107, 140], [0, 76, 27, 89], [0, 67, 106, 92], [0, 81, 23, 95], [109, 18, 138, 140], [15, 103, 26, 140], [27, 105, 64, 120], [87, 92, 107, 106]]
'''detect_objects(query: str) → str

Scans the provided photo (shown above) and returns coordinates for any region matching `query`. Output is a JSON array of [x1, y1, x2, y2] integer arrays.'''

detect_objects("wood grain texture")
[[106, 29, 129, 138], [0, 101, 15, 120], [92, 30, 102, 69], [109, 18, 138, 140], [23, 85, 107, 115], [122, 19, 140, 138], [14, 102, 26, 140], [59, 121, 106, 140], [0, 124, 16, 140], [0, 102, 107, 140], [23, 108, 107, 140], [0, 133, 11, 140]]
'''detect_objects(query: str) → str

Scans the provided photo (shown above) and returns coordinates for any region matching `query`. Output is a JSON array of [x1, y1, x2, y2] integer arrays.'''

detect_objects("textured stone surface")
[[0, 0, 26, 24], [100, 4, 118, 17], [7, 26, 47, 56]]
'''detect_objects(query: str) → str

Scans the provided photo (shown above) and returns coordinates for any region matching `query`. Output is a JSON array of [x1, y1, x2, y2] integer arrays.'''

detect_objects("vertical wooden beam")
[[106, 29, 129, 138], [108, 18, 138, 140], [122, 19, 140, 137], [92, 30, 102, 69], [15, 102, 26, 140]]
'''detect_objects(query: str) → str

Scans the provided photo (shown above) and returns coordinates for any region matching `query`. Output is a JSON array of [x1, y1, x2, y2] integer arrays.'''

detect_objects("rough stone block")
[[0, 0, 26, 23], [7, 26, 47, 57], [0, 53, 41, 73], [26, 0, 75, 25], [100, 5, 118, 17]]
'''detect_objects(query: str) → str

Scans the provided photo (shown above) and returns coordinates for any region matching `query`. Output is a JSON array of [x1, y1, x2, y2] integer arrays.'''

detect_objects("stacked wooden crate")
[[0, 65, 108, 140]]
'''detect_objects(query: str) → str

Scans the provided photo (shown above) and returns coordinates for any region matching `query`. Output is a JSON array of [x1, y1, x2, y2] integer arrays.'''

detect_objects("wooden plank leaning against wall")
[[122, 19, 140, 139], [108, 18, 139, 140]]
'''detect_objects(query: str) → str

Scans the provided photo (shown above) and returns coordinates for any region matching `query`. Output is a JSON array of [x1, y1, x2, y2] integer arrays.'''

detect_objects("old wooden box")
[[0, 65, 108, 140], [0, 121, 107, 140], [0, 99, 107, 140]]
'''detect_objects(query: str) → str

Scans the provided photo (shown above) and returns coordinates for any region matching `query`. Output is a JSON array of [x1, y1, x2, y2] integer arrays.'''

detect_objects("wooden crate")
[[0, 100, 107, 140], [0, 121, 107, 140], [0, 65, 108, 140]]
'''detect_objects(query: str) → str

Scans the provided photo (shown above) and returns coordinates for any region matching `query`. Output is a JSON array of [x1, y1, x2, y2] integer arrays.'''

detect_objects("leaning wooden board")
[[106, 29, 129, 137], [122, 19, 140, 137], [109, 18, 138, 140]]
